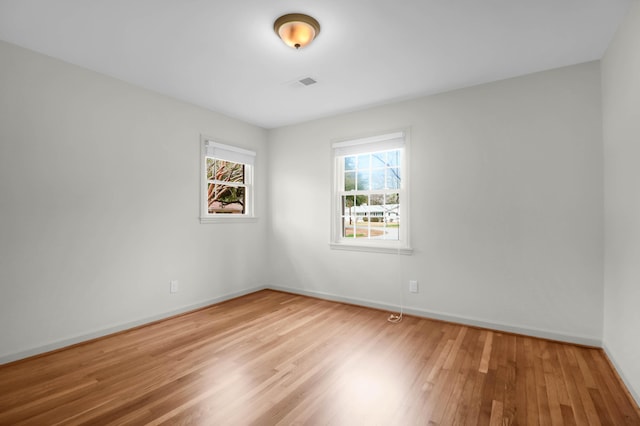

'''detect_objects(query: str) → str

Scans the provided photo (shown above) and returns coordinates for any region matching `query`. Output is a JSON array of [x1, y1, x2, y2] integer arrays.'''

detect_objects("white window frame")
[[200, 136, 257, 224], [330, 130, 412, 254]]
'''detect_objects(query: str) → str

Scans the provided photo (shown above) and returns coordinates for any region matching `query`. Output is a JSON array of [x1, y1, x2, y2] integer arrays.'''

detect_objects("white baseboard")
[[602, 344, 640, 408], [1, 284, 604, 366], [267, 285, 603, 347], [0, 285, 267, 365]]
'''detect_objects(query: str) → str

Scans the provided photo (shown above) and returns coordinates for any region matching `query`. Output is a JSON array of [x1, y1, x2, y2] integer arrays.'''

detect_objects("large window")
[[200, 138, 256, 223], [331, 131, 411, 254]]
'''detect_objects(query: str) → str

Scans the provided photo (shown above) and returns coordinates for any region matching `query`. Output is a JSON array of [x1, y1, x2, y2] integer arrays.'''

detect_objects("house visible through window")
[[342, 149, 401, 240], [201, 138, 256, 223], [331, 131, 411, 254]]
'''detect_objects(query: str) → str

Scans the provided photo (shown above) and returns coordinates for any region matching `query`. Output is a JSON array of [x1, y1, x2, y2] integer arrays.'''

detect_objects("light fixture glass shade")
[[274, 13, 320, 49]]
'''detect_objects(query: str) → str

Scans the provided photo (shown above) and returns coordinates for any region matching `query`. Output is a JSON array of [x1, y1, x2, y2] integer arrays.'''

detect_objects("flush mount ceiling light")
[[274, 13, 321, 50]]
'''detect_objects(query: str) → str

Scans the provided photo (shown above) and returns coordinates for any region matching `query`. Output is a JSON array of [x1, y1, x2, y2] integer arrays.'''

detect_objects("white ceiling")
[[0, 0, 631, 129]]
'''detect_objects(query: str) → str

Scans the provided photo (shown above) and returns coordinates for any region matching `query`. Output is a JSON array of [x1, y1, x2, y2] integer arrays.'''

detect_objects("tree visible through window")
[[206, 158, 246, 214], [201, 139, 255, 222]]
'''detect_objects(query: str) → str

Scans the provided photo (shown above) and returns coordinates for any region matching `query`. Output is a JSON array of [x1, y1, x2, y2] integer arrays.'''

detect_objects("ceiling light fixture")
[[274, 13, 321, 50]]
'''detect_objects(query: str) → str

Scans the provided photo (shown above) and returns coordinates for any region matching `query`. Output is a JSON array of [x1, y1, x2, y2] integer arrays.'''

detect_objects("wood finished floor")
[[1, 290, 639, 425]]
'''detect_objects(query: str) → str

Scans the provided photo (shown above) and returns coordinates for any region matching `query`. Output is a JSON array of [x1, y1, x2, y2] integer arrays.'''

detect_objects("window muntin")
[[200, 138, 256, 222], [331, 131, 411, 254]]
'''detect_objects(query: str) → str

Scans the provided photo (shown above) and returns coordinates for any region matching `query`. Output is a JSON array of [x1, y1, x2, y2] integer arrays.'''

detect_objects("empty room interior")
[[1, 0, 639, 424]]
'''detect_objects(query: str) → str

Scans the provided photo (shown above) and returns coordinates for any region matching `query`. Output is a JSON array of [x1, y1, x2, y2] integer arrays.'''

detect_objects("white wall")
[[0, 41, 268, 362], [267, 62, 604, 345], [0, 33, 619, 370], [602, 2, 640, 406]]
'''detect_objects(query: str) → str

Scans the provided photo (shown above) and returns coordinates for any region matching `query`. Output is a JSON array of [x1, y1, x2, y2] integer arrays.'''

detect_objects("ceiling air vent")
[[299, 77, 317, 86]]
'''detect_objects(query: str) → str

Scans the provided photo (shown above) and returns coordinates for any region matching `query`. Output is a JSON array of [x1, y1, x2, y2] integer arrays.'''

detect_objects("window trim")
[[200, 136, 257, 224], [329, 130, 412, 255]]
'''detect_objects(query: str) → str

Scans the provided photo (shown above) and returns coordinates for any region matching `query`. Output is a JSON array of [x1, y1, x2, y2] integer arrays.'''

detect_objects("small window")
[[331, 131, 411, 254], [200, 138, 256, 223]]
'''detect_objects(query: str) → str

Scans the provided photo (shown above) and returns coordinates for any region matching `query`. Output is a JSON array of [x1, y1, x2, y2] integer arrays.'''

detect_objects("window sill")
[[329, 242, 413, 255], [200, 216, 258, 224]]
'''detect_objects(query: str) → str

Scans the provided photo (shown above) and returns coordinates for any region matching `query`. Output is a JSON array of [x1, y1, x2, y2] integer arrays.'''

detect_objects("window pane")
[[371, 152, 386, 167], [206, 158, 215, 180], [213, 159, 244, 183], [363, 203, 386, 239], [344, 171, 356, 191], [386, 168, 400, 189], [387, 150, 400, 166], [345, 223, 367, 238], [384, 193, 401, 241], [342, 217, 353, 238], [208, 183, 245, 214], [382, 221, 400, 240], [370, 168, 385, 190], [357, 171, 370, 190], [354, 196, 367, 232], [370, 194, 384, 205], [387, 211, 400, 240], [359, 203, 372, 218], [342, 195, 355, 213], [385, 193, 399, 205], [214, 159, 224, 177], [344, 156, 356, 171], [342, 195, 356, 238], [343, 191, 401, 240], [357, 154, 370, 169]]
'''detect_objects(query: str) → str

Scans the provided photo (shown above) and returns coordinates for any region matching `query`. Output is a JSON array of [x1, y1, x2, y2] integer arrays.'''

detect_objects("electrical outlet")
[[170, 280, 179, 294], [409, 280, 418, 293]]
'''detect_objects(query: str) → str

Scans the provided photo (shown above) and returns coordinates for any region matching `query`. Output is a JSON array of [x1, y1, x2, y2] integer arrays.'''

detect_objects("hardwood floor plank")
[[1, 290, 638, 425], [533, 338, 553, 425], [479, 330, 494, 374], [551, 342, 572, 407], [588, 349, 640, 425], [543, 343, 567, 426], [489, 399, 504, 426], [566, 347, 604, 426], [514, 337, 529, 425], [478, 362, 498, 425], [502, 335, 518, 425], [558, 343, 591, 425], [561, 402, 578, 426], [443, 326, 468, 370], [441, 329, 479, 424], [522, 338, 540, 425], [459, 332, 490, 424]]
